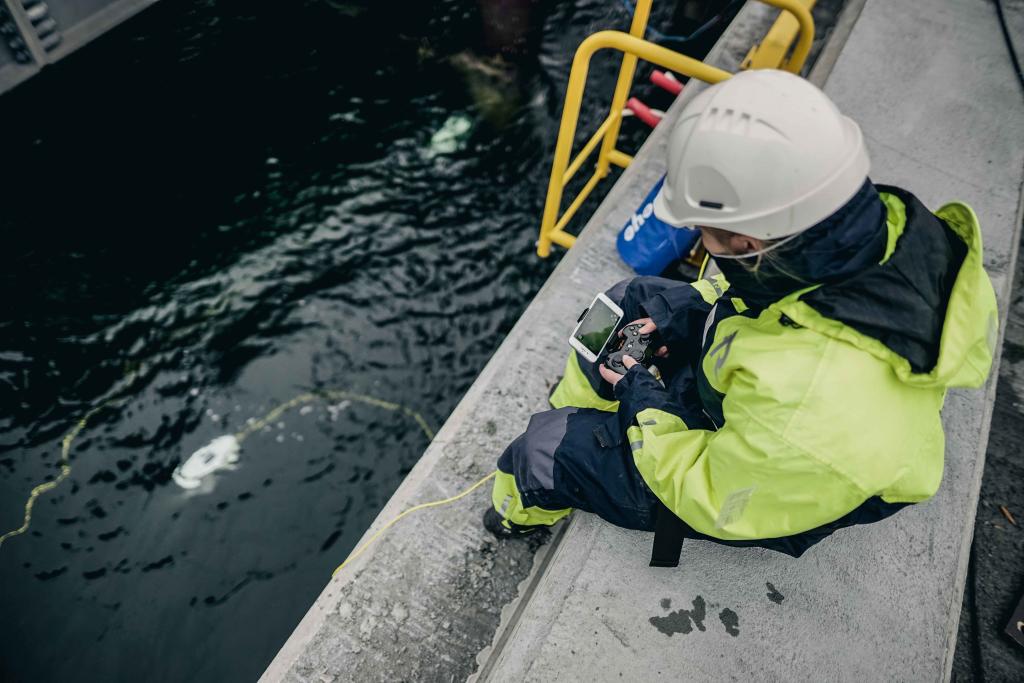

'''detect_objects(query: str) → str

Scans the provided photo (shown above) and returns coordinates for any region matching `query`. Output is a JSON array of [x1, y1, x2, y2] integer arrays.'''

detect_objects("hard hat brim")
[[652, 114, 869, 239]]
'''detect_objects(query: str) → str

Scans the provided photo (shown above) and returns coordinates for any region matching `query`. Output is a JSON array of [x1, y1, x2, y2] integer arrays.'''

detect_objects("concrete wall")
[[478, 1, 1024, 681]]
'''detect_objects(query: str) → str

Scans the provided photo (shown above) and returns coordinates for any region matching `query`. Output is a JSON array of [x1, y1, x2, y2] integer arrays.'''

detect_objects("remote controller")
[[605, 323, 654, 375]]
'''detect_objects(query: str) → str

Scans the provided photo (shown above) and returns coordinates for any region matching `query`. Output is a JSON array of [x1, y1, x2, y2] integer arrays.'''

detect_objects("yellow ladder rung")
[[606, 149, 633, 169], [564, 114, 619, 185], [548, 229, 576, 249], [553, 170, 604, 234]]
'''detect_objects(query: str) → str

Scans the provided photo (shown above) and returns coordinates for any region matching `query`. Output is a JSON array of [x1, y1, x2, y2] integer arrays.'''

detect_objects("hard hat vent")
[[700, 107, 753, 135]]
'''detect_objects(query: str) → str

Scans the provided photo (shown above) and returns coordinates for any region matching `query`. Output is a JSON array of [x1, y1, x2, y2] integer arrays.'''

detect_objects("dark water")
[[0, 1, 719, 681]]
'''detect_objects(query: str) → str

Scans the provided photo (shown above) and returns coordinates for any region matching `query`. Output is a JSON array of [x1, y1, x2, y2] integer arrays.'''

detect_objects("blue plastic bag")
[[616, 176, 699, 276]]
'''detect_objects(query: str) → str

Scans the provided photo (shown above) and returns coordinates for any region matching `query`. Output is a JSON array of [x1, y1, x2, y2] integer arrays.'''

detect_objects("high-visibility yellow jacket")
[[554, 186, 997, 543]]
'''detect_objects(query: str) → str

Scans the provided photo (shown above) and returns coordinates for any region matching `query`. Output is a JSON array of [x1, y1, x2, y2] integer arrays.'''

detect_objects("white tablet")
[[569, 292, 624, 364]]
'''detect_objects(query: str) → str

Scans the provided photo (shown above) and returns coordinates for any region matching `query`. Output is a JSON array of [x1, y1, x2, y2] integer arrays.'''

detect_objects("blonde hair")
[[702, 226, 808, 284]]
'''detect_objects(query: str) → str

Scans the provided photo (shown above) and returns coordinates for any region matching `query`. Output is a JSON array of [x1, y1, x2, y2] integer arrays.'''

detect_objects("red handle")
[[626, 97, 662, 128], [650, 70, 683, 96]]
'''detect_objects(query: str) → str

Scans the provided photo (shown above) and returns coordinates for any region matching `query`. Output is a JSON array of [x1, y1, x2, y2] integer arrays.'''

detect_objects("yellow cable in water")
[[0, 404, 106, 550], [0, 388, 435, 552], [233, 390, 435, 444], [332, 470, 497, 577]]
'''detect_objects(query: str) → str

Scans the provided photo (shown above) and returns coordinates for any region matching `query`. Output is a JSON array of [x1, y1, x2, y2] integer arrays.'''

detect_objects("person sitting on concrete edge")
[[483, 69, 999, 565]]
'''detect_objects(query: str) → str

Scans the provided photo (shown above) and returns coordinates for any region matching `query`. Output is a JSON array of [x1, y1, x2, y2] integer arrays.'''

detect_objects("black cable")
[[994, 0, 1024, 93]]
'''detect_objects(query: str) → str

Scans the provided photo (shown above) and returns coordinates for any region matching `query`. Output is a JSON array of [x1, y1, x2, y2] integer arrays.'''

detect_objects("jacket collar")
[[713, 181, 888, 309]]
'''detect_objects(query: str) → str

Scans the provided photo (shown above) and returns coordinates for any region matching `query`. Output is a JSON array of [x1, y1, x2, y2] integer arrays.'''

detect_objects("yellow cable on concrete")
[[332, 470, 497, 577]]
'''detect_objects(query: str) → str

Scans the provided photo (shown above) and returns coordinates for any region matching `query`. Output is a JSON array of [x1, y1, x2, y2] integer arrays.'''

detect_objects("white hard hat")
[[653, 69, 870, 240]]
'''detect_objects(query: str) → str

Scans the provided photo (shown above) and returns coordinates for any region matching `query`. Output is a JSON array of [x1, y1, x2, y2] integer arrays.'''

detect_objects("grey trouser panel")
[[495, 277, 681, 532], [497, 406, 661, 531]]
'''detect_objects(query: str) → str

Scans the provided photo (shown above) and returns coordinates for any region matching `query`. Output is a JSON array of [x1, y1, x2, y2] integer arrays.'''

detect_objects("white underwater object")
[[428, 114, 472, 156], [172, 435, 240, 490]]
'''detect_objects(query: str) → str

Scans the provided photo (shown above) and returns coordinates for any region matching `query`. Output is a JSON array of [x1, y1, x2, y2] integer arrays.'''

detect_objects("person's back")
[[483, 70, 996, 565], [639, 187, 994, 545]]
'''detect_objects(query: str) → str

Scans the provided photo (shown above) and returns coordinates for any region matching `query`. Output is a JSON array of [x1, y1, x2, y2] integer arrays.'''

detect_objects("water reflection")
[[0, 1, 692, 681]]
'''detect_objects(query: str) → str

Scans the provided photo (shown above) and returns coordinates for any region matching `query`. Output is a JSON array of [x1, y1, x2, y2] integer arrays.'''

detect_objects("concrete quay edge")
[[478, 1, 1024, 681]]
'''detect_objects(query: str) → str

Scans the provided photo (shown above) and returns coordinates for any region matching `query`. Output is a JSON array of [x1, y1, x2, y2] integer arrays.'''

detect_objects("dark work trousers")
[[497, 406, 662, 530], [496, 277, 686, 531]]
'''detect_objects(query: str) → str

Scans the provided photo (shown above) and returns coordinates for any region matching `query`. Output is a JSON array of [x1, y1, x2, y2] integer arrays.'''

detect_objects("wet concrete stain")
[[649, 596, 706, 636], [660, 598, 671, 610], [719, 608, 740, 637], [766, 582, 784, 604]]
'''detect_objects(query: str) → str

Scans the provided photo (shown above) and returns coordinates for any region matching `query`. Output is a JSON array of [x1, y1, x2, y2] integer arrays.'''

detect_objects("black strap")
[[650, 501, 689, 568]]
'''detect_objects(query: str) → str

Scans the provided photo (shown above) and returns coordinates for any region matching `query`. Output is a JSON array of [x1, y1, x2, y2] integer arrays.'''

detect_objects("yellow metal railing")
[[537, 0, 815, 258], [742, 0, 817, 70]]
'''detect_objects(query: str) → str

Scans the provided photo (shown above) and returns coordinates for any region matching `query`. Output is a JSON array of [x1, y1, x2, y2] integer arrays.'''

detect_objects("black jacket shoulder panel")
[[801, 186, 967, 373]]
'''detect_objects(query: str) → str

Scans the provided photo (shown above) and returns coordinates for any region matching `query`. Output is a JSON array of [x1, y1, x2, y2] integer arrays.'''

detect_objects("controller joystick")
[[605, 323, 654, 375]]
